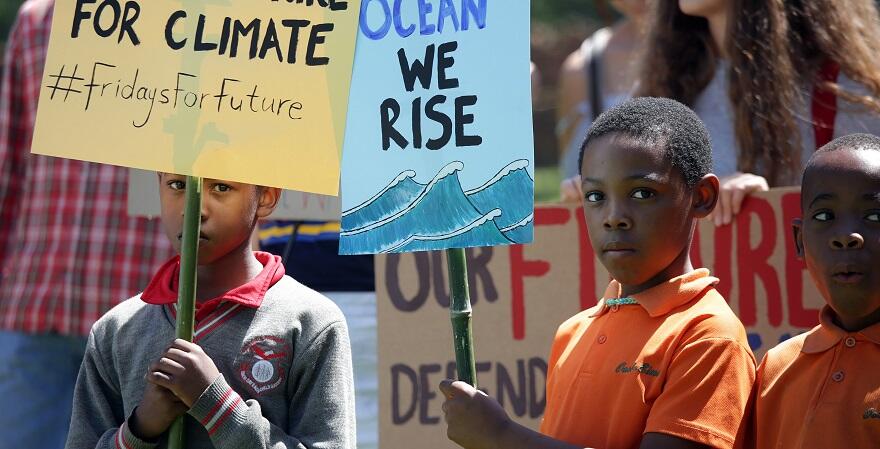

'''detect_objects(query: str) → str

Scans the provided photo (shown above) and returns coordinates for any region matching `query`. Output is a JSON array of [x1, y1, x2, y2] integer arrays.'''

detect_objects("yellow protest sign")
[[32, 0, 360, 194]]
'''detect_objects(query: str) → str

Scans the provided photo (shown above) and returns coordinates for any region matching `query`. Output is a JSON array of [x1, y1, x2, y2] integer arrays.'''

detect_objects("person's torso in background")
[[560, 28, 636, 179], [694, 61, 880, 183]]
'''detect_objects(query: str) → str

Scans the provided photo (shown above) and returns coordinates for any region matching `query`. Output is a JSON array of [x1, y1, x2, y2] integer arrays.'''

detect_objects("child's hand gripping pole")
[[168, 176, 202, 449], [446, 248, 477, 387]]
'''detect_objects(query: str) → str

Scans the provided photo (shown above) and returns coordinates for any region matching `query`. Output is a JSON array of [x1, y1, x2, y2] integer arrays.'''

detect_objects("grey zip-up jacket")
[[65, 275, 356, 449]]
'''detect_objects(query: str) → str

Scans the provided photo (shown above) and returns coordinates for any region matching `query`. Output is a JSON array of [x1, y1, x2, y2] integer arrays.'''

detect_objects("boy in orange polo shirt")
[[439, 97, 756, 449], [752, 133, 880, 448]]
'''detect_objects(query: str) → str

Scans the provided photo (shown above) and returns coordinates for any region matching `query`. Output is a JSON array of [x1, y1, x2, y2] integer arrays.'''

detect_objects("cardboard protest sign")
[[127, 168, 341, 221], [377, 189, 822, 448], [339, 1, 534, 254], [32, 0, 361, 195]]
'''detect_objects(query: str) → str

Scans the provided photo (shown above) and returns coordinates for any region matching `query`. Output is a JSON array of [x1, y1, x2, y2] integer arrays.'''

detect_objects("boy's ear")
[[792, 218, 805, 259], [692, 174, 720, 218], [256, 187, 282, 219]]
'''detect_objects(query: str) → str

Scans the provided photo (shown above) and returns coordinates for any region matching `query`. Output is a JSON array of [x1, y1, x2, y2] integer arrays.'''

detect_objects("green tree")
[[1, 0, 25, 50], [532, 0, 605, 24]]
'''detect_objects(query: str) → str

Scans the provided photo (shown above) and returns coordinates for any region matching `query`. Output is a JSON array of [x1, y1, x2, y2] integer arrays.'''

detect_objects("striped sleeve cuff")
[[115, 420, 158, 449], [188, 374, 247, 437]]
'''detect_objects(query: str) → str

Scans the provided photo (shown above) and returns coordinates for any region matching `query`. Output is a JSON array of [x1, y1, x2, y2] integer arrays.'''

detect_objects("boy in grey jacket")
[[65, 175, 356, 449]]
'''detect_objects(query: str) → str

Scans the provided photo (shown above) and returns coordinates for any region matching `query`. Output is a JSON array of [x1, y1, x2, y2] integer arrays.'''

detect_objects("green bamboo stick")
[[446, 248, 477, 387], [168, 176, 202, 449]]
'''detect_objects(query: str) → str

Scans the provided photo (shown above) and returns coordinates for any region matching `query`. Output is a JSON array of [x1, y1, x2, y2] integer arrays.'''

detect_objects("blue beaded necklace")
[[605, 297, 638, 306]]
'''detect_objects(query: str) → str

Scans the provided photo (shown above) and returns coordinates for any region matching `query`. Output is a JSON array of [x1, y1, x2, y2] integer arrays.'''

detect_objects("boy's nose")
[[603, 213, 632, 230], [830, 232, 864, 250], [180, 205, 209, 219], [200, 202, 210, 220]]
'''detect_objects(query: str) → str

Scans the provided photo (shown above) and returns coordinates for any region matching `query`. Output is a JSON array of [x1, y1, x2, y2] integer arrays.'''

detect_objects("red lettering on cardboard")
[[574, 208, 597, 311], [736, 197, 783, 326], [510, 207, 571, 340], [713, 224, 734, 301]]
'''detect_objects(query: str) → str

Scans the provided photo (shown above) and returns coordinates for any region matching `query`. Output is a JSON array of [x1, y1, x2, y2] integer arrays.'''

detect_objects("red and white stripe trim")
[[199, 386, 243, 435], [167, 302, 242, 342], [194, 304, 241, 342], [115, 421, 133, 449]]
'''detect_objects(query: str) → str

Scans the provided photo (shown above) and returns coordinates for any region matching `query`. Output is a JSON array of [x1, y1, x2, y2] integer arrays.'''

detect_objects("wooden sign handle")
[[446, 248, 477, 387], [168, 176, 201, 449]]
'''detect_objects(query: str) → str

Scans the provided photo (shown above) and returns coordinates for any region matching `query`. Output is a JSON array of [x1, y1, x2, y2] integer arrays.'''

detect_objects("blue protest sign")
[[340, 0, 534, 255]]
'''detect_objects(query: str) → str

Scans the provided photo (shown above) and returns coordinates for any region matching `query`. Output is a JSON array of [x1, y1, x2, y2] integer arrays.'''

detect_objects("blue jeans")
[[0, 331, 87, 449]]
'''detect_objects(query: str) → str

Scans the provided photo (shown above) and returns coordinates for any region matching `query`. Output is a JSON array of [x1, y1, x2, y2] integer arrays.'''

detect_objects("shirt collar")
[[802, 306, 880, 354], [591, 268, 719, 318], [141, 251, 285, 309]]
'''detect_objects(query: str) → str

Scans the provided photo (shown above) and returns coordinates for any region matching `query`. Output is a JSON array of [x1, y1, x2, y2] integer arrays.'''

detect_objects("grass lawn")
[[535, 166, 562, 204]]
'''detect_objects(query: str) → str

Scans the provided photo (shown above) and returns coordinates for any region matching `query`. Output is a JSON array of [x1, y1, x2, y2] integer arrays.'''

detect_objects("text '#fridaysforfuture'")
[[44, 61, 305, 128]]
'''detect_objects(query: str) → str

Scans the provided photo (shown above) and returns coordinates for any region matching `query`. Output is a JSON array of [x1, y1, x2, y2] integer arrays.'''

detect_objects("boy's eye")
[[584, 191, 604, 203], [167, 180, 185, 191], [812, 210, 833, 222], [213, 184, 231, 192], [631, 189, 655, 200], [866, 212, 880, 222]]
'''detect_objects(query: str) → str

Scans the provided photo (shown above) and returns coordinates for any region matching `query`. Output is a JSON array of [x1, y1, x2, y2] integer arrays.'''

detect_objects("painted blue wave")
[[341, 172, 425, 231], [340, 163, 486, 254], [340, 160, 534, 255], [500, 213, 534, 243], [386, 210, 512, 253], [466, 160, 534, 230]]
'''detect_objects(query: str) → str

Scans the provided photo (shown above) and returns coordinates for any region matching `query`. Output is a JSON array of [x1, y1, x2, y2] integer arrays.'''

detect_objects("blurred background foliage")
[[0, 1, 24, 52]]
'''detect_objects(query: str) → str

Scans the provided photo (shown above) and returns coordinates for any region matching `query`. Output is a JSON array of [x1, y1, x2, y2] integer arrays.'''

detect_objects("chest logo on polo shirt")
[[615, 361, 660, 377], [865, 408, 880, 420], [238, 335, 291, 396]]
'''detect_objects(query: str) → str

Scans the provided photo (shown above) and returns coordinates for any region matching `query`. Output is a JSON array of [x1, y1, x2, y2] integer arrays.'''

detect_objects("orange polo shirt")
[[540, 269, 756, 449], [753, 306, 880, 449]]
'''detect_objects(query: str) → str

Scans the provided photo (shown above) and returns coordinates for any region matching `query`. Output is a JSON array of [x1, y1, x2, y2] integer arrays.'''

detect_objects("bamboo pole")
[[446, 248, 477, 387], [168, 176, 202, 449]]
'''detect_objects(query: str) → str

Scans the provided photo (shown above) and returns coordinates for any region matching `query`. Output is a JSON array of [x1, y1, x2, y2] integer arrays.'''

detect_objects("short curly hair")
[[578, 97, 713, 187], [807, 133, 880, 166]]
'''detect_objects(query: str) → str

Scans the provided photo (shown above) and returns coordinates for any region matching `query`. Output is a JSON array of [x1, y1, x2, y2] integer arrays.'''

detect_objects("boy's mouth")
[[831, 264, 866, 284], [602, 241, 636, 254], [177, 233, 209, 242]]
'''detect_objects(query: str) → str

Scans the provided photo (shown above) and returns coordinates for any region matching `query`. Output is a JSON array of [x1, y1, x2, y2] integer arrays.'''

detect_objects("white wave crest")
[[500, 213, 534, 233], [464, 159, 531, 196], [382, 209, 503, 253], [341, 161, 465, 236], [342, 169, 417, 217]]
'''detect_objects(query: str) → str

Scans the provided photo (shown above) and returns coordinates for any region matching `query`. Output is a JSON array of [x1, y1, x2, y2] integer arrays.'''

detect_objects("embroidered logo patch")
[[865, 408, 880, 420], [615, 362, 660, 377], [238, 336, 290, 395]]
